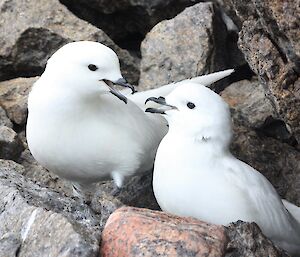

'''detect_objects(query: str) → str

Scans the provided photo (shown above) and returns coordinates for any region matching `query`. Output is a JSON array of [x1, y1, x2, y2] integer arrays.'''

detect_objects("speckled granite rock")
[[101, 207, 290, 257], [101, 206, 228, 257]]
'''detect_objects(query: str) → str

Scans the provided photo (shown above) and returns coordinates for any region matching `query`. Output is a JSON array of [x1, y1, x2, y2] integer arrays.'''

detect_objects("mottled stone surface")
[[101, 206, 228, 257], [0, 159, 103, 256], [0, 77, 38, 125], [221, 79, 277, 128], [139, 2, 228, 90], [226, 221, 289, 257], [223, 0, 300, 143], [0, 233, 21, 257], [0, 126, 24, 160], [0, 106, 12, 128], [0, 0, 139, 84]]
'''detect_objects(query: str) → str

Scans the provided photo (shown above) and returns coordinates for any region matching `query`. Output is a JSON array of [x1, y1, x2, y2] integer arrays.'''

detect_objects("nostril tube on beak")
[[113, 78, 136, 94]]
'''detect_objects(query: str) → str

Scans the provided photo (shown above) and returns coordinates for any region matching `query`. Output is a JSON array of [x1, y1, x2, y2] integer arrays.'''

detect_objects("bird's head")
[[43, 41, 135, 103], [146, 82, 232, 145]]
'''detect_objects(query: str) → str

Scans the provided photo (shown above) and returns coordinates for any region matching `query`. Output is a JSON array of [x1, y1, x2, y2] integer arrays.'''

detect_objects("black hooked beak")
[[103, 78, 136, 104], [145, 96, 178, 114], [113, 78, 136, 94]]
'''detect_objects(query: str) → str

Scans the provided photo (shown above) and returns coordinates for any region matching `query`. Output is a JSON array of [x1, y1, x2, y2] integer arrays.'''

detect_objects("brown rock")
[[223, 0, 300, 143], [101, 206, 228, 257], [0, 126, 24, 161], [0, 0, 139, 84], [221, 79, 277, 128], [0, 77, 38, 125], [139, 2, 228, 91]]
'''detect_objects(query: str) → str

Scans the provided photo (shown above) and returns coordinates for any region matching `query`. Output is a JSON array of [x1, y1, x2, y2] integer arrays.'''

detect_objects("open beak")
[[113, 78, 136, 94], [103, 78, 136, 104], [145, 96, 178, 114]]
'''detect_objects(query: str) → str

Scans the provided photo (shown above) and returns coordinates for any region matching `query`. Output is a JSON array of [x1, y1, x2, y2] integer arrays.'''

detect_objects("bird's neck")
[[167, 126, 232, 157]]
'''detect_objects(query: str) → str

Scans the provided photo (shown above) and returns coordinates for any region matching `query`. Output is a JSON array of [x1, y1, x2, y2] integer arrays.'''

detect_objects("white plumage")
[[26, 41, 234, 192], [149, 83, 300, 256]]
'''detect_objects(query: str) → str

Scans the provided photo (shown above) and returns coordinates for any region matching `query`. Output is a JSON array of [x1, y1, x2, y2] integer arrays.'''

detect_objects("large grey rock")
[[0, 160, 103, 256], [221, 79, 277, 128], [0, 106, 12, 128], [0, 0, 139, 84], [0, 126, 24, 161], [139, 2, 229, 91], [223, 0, 300, 144], [59, 0, 202, 45], [0, 77, 38, 125]]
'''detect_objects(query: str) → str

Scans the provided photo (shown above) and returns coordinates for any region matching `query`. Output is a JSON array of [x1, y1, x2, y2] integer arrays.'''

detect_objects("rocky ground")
[[0, 0, 299, 256]]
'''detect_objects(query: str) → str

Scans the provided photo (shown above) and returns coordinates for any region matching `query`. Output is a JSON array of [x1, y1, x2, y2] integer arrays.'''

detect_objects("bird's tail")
[[282, 199, 300, 223]]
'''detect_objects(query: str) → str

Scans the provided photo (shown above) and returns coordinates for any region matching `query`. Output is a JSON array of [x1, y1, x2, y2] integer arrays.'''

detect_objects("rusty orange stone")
[[101, 206, 228, 257]]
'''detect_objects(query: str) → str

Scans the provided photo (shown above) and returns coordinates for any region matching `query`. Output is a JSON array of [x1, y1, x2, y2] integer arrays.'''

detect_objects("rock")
[[101, 206, 228, 257], [139, 2, 229, 91], [0, 126, 24, 160], [96, 172, 160, 211], [59, 0, 202, 47], [0, 106, 12, 128], [226, 221, 289, 257], [223, 0, 300, 143], [0, 0, 139, 84], [221, 79, 277, 128], [0, 159, 104, 256], [0, 233, 21, 257], [0, 77, 38, 125], [18, 149, 73, 196]]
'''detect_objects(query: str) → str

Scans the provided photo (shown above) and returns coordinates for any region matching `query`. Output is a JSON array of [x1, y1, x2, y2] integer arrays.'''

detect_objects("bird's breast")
[[26, 101, 144, 182]]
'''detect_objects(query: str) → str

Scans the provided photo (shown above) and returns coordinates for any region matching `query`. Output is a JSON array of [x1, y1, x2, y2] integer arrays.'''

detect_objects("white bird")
[[146, 83, 300, 256], [26, 40, 234, 196]]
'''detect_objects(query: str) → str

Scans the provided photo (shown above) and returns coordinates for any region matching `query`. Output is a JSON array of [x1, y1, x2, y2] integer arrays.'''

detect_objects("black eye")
[[88, 64, 98, 71], [187, 102, 195, 109]]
